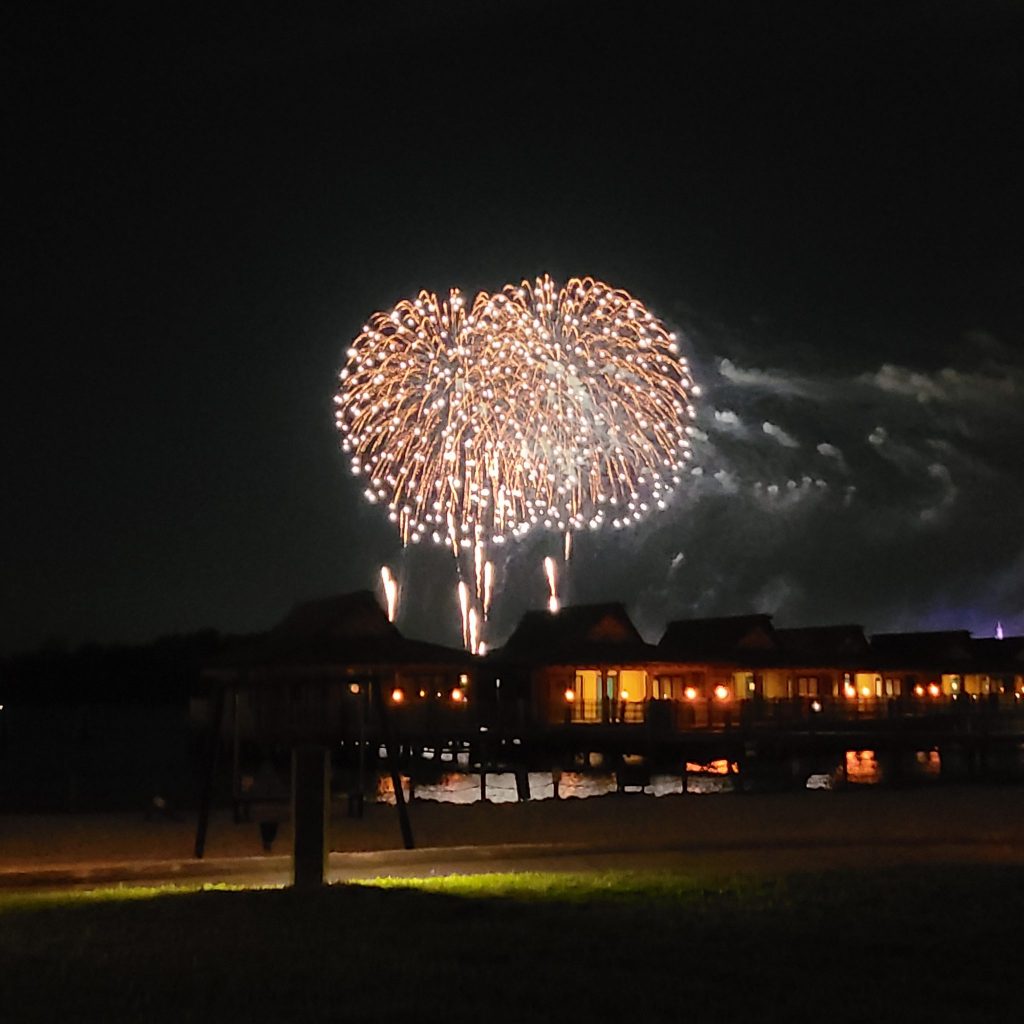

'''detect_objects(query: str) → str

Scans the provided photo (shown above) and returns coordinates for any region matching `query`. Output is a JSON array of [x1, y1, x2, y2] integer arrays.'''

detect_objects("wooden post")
[[354, 683, 366, 818], [372, 678, 415, 850], [514, 764, 531, 801], [231, 688, 242, 822], [194, 682, 227, 859], [292, 744, 330, 889]]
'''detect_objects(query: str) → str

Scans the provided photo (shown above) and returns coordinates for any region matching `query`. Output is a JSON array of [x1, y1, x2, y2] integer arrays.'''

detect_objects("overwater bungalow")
[[483, 603, 1023, 730], [200, 591, 473, 745]]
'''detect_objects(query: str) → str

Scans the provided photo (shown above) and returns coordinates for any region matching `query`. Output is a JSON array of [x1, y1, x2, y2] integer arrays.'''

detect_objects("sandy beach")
[[2, 785, 1022, 884]]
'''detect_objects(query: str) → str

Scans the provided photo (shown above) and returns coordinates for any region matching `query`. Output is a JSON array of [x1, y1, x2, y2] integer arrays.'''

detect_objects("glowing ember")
[[483, 560, 494, 618], [543, 555, 559, 614], [379, 565, 398, 623], [457, 581, 470, 649]]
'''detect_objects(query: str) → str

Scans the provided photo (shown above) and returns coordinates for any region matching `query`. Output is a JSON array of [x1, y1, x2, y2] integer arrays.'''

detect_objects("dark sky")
[[5, 1, 1023, 652]]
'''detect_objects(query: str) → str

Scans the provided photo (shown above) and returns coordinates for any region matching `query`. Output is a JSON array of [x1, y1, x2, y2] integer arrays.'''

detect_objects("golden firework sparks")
[[337, 276, 697, 646]]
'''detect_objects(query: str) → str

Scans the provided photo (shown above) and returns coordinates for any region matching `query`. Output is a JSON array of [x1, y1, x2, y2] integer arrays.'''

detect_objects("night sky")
[[5, 1, 1022, 653]]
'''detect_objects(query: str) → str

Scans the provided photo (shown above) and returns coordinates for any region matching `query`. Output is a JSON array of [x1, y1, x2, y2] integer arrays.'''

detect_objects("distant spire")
[[996, 621, 1004, 640]]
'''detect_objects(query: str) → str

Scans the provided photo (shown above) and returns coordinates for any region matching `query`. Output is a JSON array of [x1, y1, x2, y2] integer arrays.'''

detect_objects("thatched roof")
[[205, 591, 471, 675], [658, 614, 777, 662], [491, 603, 656, 665]]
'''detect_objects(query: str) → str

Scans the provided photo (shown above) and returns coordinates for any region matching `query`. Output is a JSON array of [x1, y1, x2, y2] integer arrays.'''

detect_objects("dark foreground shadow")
[[1, 866, 1021, 1024]]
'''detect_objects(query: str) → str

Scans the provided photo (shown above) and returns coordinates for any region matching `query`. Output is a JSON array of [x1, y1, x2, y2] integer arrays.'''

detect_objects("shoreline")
[[2, 785, 1022, 878]]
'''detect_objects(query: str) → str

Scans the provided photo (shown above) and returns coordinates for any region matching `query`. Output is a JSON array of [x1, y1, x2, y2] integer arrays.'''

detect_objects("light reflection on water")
[[375, 769, 732, 804], [843, 749, 942, 784], [845, 750, 882, 784], [375, 749, 943, 804]]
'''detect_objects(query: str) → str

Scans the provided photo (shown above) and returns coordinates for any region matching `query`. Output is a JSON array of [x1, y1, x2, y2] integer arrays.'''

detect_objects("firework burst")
[[337, 275, 698, 647]]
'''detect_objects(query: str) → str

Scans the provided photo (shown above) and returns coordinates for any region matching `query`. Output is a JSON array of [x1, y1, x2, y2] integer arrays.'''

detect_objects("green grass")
[[1, 867, 1021, 1023]]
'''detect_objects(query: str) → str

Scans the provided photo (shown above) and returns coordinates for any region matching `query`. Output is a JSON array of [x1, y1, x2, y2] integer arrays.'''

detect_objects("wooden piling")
[[292, 744, 329, 889]]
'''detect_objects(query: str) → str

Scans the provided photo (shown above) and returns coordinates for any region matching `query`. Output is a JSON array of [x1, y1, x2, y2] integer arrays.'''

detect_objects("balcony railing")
[[558, 693, 1023, 730]]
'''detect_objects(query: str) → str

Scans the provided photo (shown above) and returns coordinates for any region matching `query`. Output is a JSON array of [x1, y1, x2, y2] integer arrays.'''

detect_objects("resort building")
[[483, 604, 1024, 730]]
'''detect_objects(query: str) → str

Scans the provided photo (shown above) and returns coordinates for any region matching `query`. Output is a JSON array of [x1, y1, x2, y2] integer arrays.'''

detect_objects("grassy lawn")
[[1, 866, 1021, 1023]]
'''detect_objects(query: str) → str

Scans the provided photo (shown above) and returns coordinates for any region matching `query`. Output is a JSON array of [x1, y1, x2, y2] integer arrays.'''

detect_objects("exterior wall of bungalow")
[[555, 661, 744, 727], [534, 656, 1024, 728], [962, 671, 1024, 698], [654, 663, 739, 727], [207, 662, 473, 744], [556, 665, 653, 723]]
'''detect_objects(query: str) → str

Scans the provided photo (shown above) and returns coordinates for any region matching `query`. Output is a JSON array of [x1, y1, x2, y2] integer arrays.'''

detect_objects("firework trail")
[[543, 555, 559, 614], [483, 560, 494, 618], [379, 565, 398, 623], [457, 581, 470, 648], [337, 275, 697, 647]]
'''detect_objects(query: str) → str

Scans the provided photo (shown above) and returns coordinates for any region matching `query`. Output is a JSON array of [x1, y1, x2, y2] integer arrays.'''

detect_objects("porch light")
[[860, 686, 872, 698], [844, 683, 856, 699], [450, 687, 465, 703], [811, 700, 822, 713], [713, 684, 730, 702], [620, 690, 629, 699], [391, 687, 405, 703], [564, 688, 576, 702], [684, 686, 698, 701], [913, 684, 925, 697], [349, 683, 361, 695], [927, 683, 940, 698]]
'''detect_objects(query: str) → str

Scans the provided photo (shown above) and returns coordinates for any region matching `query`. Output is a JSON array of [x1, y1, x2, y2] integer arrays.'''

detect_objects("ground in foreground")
[[1, 866, 1020, 1023]]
